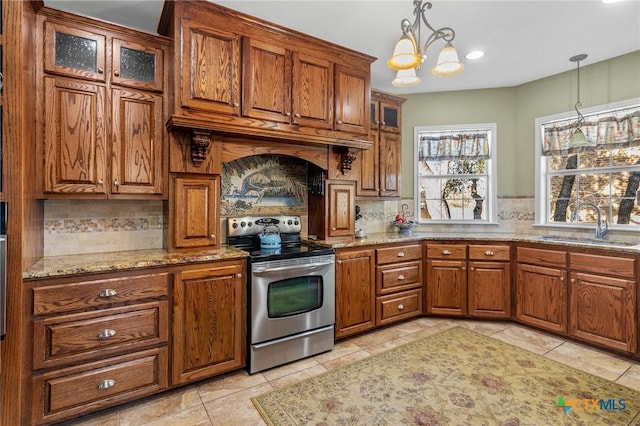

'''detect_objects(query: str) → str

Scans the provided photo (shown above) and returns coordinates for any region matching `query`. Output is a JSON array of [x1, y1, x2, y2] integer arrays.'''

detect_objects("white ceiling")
[[43, 0, 640, 95]]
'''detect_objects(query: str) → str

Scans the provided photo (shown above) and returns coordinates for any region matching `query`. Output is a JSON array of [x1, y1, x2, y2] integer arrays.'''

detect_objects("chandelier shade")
[[387, 34, 421, 70], [392, 68, 422, 87], [432, 42, 464, 76]]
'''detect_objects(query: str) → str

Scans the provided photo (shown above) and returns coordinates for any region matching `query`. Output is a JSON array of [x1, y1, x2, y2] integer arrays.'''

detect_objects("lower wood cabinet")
[[335, 247, 376, 338], [516, 246, 568, 334], [171, 260, 246, 384]]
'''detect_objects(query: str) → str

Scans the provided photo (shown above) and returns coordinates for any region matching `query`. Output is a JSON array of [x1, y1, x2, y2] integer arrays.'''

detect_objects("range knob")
[[232, 222, 238, 229], [247, 222, 252, 227], [294, 220, 299, 226], [240, 221, 246, 227], [287, 220, 293, 225]]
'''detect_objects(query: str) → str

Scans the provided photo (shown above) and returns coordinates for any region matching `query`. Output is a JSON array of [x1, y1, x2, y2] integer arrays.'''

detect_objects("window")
[[415, 124, 497, 223], [535, 99, 640, 230]]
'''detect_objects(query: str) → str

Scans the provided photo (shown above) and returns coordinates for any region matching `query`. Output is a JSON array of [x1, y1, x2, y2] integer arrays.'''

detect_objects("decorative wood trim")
[[337, 147, 358, 174], [190, 130, 213, 166]]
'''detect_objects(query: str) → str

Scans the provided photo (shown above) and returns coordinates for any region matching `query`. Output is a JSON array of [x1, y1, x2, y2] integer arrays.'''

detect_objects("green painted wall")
[[399, 50, 640, 198]]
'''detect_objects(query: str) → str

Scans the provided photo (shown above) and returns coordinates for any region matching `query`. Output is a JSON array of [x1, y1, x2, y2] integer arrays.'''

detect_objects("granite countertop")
[[24, 233, 640, 280], [23, 246, 249, 280]]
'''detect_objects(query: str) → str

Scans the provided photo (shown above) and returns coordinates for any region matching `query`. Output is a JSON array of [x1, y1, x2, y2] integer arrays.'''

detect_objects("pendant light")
[[568, 54, 590, 151]]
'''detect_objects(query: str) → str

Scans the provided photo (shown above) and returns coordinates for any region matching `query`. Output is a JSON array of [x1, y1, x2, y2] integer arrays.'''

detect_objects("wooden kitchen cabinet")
[[375, 243, 423, 325], [171, 175, 220, 251], [38, 14, 168, 198], [242, 37, 333, 129], [308, 179, 356, 239], [569, 252, 637, 353], [358, 91, 405, 197], [426, 243, 511, 318], [516, 246, 568, 334], [334, 64, 369, 135], [29, 271, 170, 424], [335, 247, 376, 339], [426, 244, 467, 316], [172, 260, 246, 384]]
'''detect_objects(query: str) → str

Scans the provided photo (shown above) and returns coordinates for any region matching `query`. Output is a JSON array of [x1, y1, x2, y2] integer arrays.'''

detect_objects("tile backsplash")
[[44, 197, 542, 256]]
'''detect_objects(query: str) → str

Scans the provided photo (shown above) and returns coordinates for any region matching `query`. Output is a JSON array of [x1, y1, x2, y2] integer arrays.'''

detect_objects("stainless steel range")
[[227, 215, 335, 374]]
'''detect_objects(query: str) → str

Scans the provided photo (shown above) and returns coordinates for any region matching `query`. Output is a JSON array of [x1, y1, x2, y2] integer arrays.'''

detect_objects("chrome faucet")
[[571, 202, 609, 240]]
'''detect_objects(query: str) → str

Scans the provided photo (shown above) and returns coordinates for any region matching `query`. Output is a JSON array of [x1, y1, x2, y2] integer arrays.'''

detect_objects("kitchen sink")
[[534, 235, 640, 248]]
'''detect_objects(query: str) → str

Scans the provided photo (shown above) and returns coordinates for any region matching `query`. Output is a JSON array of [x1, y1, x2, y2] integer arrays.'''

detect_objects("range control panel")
[[227, 215, 302, 237]]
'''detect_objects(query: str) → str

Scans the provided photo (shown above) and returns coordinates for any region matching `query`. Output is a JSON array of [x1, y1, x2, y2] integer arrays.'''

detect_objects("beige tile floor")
[[58, 318, 640, 426]]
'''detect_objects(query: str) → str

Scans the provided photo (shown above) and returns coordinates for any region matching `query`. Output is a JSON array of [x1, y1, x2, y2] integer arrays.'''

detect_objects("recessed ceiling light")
[[466, 50, 485, 60]]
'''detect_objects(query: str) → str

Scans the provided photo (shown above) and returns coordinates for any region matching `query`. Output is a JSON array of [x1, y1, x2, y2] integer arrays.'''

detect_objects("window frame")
[[414, 123, 498, 225], [534, 97, 640, 232]]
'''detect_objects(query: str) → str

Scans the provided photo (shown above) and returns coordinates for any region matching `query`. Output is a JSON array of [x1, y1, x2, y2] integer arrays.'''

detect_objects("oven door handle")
[[254, 261, 334, 273]]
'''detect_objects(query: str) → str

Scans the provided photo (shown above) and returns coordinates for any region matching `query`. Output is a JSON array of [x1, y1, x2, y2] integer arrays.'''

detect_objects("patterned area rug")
[[252, 327, 640, 425]]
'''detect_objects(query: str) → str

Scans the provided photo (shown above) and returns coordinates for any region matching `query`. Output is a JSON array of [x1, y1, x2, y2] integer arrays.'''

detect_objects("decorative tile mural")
[[221, 155, 307, 216]]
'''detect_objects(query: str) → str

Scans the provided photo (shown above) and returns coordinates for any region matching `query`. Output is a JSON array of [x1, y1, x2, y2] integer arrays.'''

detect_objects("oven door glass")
[[268, 276, 323, 317]]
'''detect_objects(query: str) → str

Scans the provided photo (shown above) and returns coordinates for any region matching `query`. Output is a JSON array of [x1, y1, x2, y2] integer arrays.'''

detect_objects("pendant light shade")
[[567, 54, 591, 152], [569, 128, 590, 150], [387, 33, 421, 70], [432, 42, 464, 76], [392, 68, 421, 87]]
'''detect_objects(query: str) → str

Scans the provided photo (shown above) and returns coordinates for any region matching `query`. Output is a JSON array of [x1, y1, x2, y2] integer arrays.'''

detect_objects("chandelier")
[[387, 0, 464, 88]]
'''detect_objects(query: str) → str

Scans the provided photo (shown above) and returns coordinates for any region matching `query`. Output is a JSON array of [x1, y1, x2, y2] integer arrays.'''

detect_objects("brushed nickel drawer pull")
[[398, 274, 405, 280], [97, 379, 115, 390], [442, 250, 451, 255], [397, 251, 405, 257], [398, 304, 405, 310], [99, 289, 118, 298], [484, 250, 495, 256], [97, 329, 117, 339]]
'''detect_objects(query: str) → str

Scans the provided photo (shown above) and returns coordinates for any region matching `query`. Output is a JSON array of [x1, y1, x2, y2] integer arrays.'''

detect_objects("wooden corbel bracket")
[[337, 147, 359, 174], [190, 130, 213, 166]]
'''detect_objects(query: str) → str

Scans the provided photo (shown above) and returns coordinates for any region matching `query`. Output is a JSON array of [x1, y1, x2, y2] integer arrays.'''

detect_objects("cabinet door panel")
[[112, 38, 164, 92], [379, 132, 401, 197], [44, 21, 106, 82], [335, 248, 375, 338], [516, 263, 567, 333], [334, 64, 369, 134], [111, 88, 164, 196], [468, 261, 511, 318], [358, 129, 379, 196], [570, 272, 636, 352], [43, 76, 107, 194], [181, 19, 240, 115], [173, 176, 219, 249], [379, 101, 401, 133], [292, 52, 333, 129], [242, 38, 290, 123], [172, 263, 245, 384], [328, 180, 355, 237], [426, 259, 467, 315]]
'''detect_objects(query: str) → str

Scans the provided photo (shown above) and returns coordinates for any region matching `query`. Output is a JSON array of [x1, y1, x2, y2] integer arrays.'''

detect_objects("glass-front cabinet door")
[[44, 21, 106, 82], [379, 101, 401, 133], [112, 38, 163, 92]]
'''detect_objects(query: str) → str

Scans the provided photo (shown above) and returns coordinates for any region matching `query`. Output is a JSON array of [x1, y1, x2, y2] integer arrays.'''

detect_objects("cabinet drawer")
[[376, 289, 423, 326], [33, 301, 169, 370], [426, 244, 466, 260], [377, 244, 422, 264], [516, 246, 566, 268], [376, 261, 422, 295], [570, 253, 636, 279], [469, 244, 510, 261], [33, 347, 168, 425], [33, 273, 170, 315]]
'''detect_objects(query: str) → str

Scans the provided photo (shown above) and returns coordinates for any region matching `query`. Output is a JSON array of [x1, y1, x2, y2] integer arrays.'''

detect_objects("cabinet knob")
[[484, 250, 495, 256], [97, 329, 117, 339], [97, 379, 115, 390], [233, 102, 240, 107], [397, 304, 405, 311], [294, 113, 301, 118], [470, 267, 475, 271], [337, 120, 343, 124], [397, 252, 405, 257], [442, 250, 451, 255], [462, 266, 466, 270], [237, 273, 242, 279], [285, 112, 291, 117], [114, 179, 120, 187], [570, 278, 575, 283], [97, 67, 104, 74], [560, 277, 564, 282], [398, 274, 405, 280], [332, 227, 336, 231], [209, 234, 216, 241], [382, 121, 386, 126], [96, 179, 104, 185], [99, 289, 118, 298], [114, 70, 120, 76]]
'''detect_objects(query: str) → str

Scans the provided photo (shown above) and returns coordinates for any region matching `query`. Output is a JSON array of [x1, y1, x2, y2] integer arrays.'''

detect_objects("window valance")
[[418, 130, 491, 160], [542, 105, 640, 155]]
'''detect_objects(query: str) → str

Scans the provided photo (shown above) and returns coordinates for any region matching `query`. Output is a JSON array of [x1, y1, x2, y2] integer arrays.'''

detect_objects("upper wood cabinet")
[[358, 91, 405, 198], [308, 179, 356, 239], [38, 13, 169, 199], [243, 38, 333, 129], [180, 18, 241, 116], [161, 0, 374, 149]]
